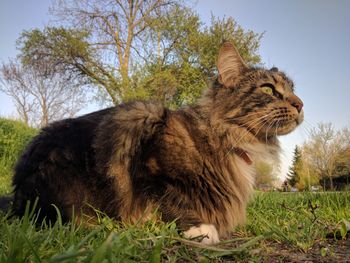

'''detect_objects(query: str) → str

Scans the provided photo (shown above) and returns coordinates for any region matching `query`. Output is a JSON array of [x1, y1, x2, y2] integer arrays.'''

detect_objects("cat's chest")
[[229, 152, 256, 188], [226, 143, 279, 187]]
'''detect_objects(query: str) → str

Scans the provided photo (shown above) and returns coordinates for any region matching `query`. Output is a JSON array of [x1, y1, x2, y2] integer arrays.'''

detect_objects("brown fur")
[[9, 42, 303, 242]]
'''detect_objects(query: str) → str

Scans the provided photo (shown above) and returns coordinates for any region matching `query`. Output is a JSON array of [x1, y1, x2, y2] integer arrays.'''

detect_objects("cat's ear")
[[217, 42, 247, 88]]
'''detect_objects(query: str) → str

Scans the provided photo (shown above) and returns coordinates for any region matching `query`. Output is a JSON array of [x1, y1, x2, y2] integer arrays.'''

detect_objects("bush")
[[0, 118, 37, 194]]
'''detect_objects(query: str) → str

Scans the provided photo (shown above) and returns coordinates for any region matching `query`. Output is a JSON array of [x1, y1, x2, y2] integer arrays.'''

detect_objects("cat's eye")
[[260, 86, 274, 95]]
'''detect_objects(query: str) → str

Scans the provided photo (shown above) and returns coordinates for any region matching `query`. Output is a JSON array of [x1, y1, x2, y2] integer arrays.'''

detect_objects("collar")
[[233, 147, 253, 165]]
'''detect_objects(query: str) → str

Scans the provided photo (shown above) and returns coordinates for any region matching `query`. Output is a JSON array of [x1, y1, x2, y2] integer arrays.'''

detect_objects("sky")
[[1, 0, 350, 180]]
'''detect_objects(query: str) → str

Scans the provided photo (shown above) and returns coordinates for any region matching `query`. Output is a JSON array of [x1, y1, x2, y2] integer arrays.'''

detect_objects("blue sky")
[[1, 0, 350, 180]]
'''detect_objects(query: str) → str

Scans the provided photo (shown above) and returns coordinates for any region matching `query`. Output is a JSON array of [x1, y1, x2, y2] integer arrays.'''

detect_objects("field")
[[0, 118, 349, 262]]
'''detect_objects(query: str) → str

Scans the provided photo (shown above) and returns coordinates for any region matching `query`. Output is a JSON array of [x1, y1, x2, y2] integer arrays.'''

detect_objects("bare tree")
[[302, 123, 350, 190], [0, 62, 35, 125], [0, 60, 87, 127], [48, 0, 175, 102]]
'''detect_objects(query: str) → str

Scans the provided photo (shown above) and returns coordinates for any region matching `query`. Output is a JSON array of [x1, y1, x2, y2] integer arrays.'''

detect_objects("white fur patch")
[[242, 142, 280, 182], [233, 156, 256, 188], [184, 224, 220, 244], [230, 143, 280, 200]]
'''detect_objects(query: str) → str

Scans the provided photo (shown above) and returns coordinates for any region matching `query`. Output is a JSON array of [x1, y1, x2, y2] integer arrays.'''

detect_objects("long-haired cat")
[[9, 42, 303, 244]]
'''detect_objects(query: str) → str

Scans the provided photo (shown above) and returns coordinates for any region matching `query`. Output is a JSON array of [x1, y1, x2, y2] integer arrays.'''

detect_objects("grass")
[[246, 192, 350, 251], [0, 192, 349, 262], [0, 118, 349, 261], [0, 206, 259, 262]]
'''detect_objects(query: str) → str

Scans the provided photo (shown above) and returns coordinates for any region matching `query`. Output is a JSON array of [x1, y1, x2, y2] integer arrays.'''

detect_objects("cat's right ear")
[[217, 42, 247, 88]]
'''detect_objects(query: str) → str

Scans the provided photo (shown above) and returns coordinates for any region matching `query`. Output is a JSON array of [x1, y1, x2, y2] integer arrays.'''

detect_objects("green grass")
[[0, 192, 349, 262], [246, 192, 350, 251], [0, 118, 349, 261], [0, 207, 260, 262]]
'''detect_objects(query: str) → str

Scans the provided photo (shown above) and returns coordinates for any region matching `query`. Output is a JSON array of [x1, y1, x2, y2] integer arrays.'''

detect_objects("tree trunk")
[[329, 175, 334, 191]]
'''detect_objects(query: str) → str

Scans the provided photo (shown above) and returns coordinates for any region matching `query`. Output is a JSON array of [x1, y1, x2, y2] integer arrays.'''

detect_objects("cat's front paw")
[[184, 224, 220, 244]]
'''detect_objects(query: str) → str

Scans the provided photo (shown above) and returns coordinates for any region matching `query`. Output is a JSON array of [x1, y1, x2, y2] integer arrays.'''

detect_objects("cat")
[[6, 42, 303, 244]]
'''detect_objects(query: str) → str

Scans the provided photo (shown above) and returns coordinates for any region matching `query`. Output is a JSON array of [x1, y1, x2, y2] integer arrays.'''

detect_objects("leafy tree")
[[285, 146, 318, 191], [18, 27, 118, 104], [17, 1, 263, 107], [140, 13, 263, 107], [295, 160, 319, 191], [286, 146, 302, 187], [18, 0, 180, 104], [335, 148, 350, 176], [255, 161, 277, 187]]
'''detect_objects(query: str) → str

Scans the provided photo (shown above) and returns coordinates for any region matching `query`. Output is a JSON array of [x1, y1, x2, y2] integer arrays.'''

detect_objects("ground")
[[258, 239, 350, 263]]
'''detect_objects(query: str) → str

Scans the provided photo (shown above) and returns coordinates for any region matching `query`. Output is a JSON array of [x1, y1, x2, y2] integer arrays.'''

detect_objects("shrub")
[[0, 118, 37, 194]]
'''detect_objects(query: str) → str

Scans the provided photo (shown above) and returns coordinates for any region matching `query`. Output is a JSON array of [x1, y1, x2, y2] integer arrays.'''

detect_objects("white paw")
[[184, 224, 220, 244]]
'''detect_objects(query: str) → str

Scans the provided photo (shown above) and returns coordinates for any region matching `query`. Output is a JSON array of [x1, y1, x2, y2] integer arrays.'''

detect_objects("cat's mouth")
[[296, 110, 304, 125], [257, 108, 304, 136], [275, 109, 304, 135]]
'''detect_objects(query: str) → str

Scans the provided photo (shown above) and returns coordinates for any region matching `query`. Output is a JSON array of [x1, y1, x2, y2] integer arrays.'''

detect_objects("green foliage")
[[335, 149, 350, 176], [17, 3, 263, 108], [286, 146, 302, 187], [255, 161, 276, 187], [285, 146, 319, 190], [0, 118, 37, 194], [296, 165, 319, 191], [18, 27, 120, 103], [141, 11, 263, 107], [137, 61, 207, 108], [19, 27, 92, 71]]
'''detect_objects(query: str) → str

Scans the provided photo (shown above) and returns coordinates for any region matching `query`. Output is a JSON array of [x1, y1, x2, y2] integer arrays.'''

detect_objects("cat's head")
[[214, 42, 303, 137]]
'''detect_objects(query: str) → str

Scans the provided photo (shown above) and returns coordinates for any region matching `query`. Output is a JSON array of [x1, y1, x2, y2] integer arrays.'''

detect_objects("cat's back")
[[14, 107, 115, 180], [155, 108, 217, 179], [12, 107, 116, 219]]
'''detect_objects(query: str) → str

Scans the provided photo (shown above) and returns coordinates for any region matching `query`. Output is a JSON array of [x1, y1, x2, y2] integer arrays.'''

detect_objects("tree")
[[0, 61, 34, 125], [286, 146, 302, 187], [302, 123, 350, 190], [255, 161, 278, 188], [285, 145, 319, 191], [18, 0, 178, 104], [18, 1, 263, 107], [0, 60, 86, 127], [295, 156, 319, 191], [335, 148, 350, 176], [139, 13, 263, 107]]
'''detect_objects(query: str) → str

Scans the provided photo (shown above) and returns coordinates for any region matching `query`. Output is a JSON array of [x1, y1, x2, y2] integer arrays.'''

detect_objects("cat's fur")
[[7, 42, 303, 244]]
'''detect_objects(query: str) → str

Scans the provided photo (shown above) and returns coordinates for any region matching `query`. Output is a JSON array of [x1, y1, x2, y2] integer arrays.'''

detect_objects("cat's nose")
[[286, 94, 303, 113]]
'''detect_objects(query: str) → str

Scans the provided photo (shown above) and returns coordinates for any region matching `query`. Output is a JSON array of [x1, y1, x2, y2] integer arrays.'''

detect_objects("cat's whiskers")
[[226, 110, 274, 133], [229, 113, 272, 146], [242, 111, 275, 140], [273, 119, 281, 139], [264, 117, 276, 144], [225, 109, 272, 123], [223, 111, 275, 159]]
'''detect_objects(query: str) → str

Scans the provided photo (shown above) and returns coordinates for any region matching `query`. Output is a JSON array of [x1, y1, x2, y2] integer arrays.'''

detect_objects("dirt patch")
[[259, 239, 350, 262]]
